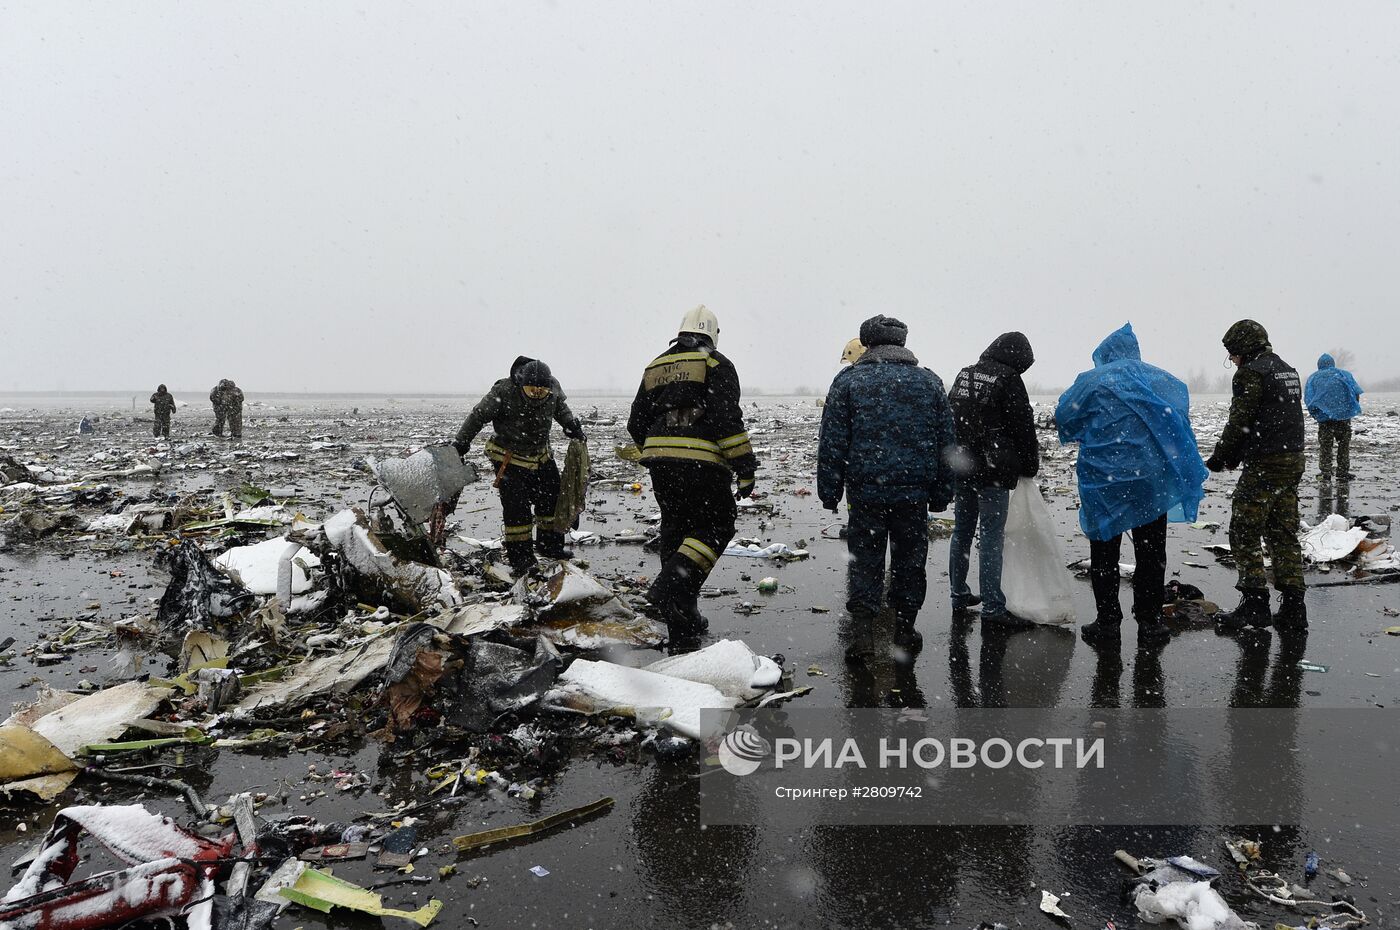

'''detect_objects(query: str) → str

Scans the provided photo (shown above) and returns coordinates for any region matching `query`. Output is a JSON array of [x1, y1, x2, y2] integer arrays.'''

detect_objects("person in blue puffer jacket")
[[818, 315, 956, 663], [1056, 323, 1208, 647], [1304, 354, 1363, 481]]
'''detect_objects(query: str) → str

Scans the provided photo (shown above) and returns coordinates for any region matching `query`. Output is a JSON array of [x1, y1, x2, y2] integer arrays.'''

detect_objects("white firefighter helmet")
[[678, 304, 720, 346], [841, 338, 866, 365]]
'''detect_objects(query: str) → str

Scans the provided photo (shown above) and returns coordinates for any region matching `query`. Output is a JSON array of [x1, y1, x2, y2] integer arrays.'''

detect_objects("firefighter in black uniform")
[[628, 306, 759, 645], [454, 357, 586, 574]]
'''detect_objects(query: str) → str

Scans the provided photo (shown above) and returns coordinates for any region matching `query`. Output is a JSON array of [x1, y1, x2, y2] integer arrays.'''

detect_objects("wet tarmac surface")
[[2, 392, 1398, 928]]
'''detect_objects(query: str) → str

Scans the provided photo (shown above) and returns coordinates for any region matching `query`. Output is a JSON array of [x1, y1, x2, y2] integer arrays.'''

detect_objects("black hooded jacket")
[[453, 356, 583, 466], [948, 332, 1040, 489]]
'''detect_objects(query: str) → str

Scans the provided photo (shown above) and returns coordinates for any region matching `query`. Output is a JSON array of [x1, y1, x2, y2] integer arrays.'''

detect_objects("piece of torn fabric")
[[548, 439, 589, 534]]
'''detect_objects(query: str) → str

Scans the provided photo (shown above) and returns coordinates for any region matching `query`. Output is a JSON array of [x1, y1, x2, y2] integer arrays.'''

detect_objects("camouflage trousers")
[[1317, 419, 1351, 479], [1229, 454, 1305, 592], [213, 408, 242, 438], [153, 414, 171, 439]]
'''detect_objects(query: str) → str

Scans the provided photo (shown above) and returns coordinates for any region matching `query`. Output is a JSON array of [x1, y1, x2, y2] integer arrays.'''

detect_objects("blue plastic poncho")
[[1304, 354, 1363, 422], [1055, 324, 1208, 542]]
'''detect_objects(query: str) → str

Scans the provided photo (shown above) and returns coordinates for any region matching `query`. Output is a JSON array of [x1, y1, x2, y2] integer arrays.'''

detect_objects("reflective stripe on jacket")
[[628, 335, 758, 479]]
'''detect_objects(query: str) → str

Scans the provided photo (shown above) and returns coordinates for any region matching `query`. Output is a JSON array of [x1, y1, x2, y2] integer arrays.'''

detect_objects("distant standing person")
[[150, 385, 176, 439], [1205, 320, 1307, 633], [224, 380, 244, 439], [454, 356, 586, 574], [209, 379, 243, 437], [1304, 353, 1363, 482], [1055, 324, 1208, 647], [818, 315, 955, 662], [628, 306, 758, 647], [947, 332, 1041, 630], [210, 379, 245, 438], [209, 380, 228, 436]]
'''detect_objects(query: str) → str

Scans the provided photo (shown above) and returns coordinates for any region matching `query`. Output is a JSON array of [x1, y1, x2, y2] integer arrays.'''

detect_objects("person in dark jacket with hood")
[[818, 315, 955, 662], [1206, 320, 1307, 632], [150, 385, 176, 439], [629, 306, 758, 647], [947, 332, 1040, 630], [454, 356, 586, 573], [1304, 353, 1363, 482]]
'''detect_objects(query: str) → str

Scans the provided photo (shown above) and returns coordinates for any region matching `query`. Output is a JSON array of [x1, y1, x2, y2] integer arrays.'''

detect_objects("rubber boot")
[[1275, 587, 1308, 632], [1136, 615, 1172, 648], [644, 562, 683, 622], [1080, 616, 1122, 646], [843, 607, 876, 664], [892, 613, 923, 657], [1216, 589, 1272, 633], [505, 540, 537, 576], [674, 566, 711, 638], [536, 529, 574, 561], [648, 558, 703, 647]]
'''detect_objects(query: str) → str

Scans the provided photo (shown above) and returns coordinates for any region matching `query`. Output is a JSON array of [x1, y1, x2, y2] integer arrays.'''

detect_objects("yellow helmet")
[[841, 338, 866, 365]]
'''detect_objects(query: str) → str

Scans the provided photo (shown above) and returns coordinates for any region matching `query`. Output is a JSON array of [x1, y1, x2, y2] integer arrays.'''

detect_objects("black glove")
[[822, 500, 840, 513], [564, 423, 586, 442], [452, 439, 470, 457], [929, 498, 951, 514], [735, 477, 756, 500], [1205, 453, 1226, 473]]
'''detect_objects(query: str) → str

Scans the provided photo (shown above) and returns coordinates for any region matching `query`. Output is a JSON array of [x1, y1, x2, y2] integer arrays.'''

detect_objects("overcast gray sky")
[[4, 1, 1397, 395]]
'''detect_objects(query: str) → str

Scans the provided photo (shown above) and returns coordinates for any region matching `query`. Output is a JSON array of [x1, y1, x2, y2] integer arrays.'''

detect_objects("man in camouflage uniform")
[[222, 380, 245, 439], [209, 380, 229, 436], [150, 385, 176, 438], [1205, 320, 1307, 632]]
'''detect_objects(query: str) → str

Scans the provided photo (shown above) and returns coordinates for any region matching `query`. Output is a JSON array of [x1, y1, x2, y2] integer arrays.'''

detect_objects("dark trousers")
[[498, 458, 564, 568], [153, 415, 170, 438], [846, 499, 929, 623], [649, 462, 736, 601], [1089, 513, 1167, 624]]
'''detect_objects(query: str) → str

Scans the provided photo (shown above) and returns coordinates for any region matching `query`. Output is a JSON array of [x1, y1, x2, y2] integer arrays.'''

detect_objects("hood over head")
[[859, 315, 908, 348], [1317, 353, 1335, 369], [981, 332, 1034, 374], [157, 384, 167, 392], [1092, 323, 1142, 367], [1222, 319, 1270, 357], [510, 357, 553, 388]]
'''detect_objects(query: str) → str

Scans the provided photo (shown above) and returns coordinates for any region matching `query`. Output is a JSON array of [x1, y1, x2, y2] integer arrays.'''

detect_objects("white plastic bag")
[[1001, 477, 1076, 625]]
